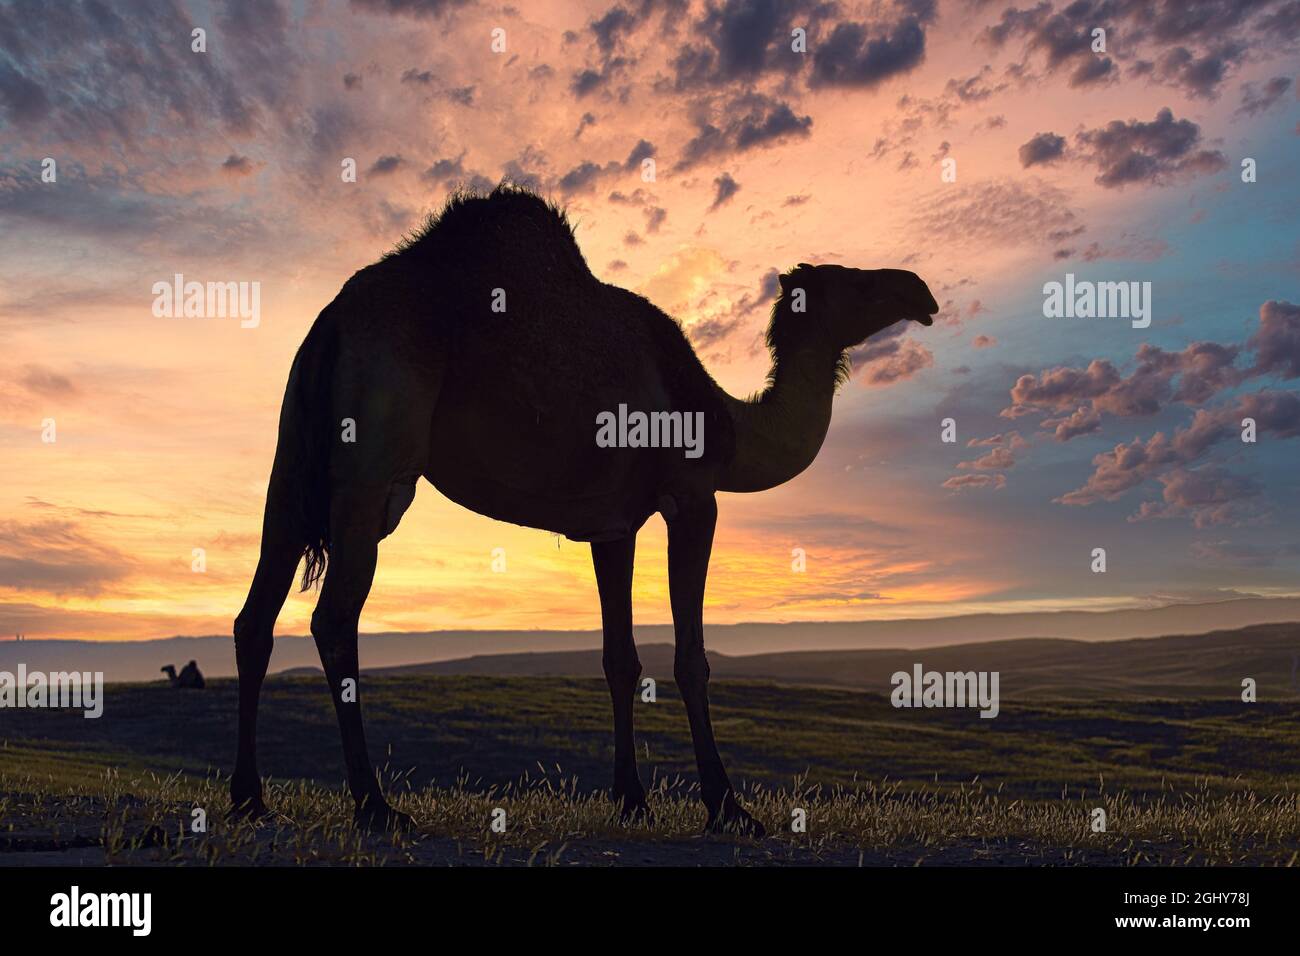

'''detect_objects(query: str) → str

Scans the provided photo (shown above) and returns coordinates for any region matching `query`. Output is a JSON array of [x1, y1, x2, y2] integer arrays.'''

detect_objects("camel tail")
[[274, 316, 339, 591]]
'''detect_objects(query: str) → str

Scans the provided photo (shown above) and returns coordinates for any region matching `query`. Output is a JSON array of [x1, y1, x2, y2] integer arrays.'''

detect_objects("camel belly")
[[425, 395, 662, 539]]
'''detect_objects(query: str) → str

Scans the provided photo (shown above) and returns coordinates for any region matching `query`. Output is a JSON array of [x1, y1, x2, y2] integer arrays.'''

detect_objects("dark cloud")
[[982, 0, 1293, 99], [0, 0, 296, 146], [221, 154, 255, 176], [847, 322, 935, 386], [1003, 299, 1300, 458], [676, 94, 811, 170], [1021, 301, 1300, 523], [446, 85, 475, 106], [670, 0, 823, 90], [368, 154, 404, 175], [1057, 390, 1300, 515], [556, 140, 658, 194], [571, 68, 606, 97], [810, 18, 928, 89], [1006, 360, 1122, 417], [349, 0, 470, 17], [591, 5, 638, 54], [1069, 53, 1114, 86], [401, 68, 436, 85], [0, 162, 264, 254], [717, 267, 781, 324], [0, 61, 51, 126], [499, 145, 549, 192], [1074, 108, 1226, 188], [1134, 466, 1262, 528], [401, 68, 474, 104], [558, 161, 605, 193], [1041, 405, 1102, 441], [584, 0, 689, 58], [735, 100, 812, 149], [687, 315, 743, 349], [945, 68, 1005, 102], [624, 138, 657, 169], [1018, 131, 1066, 167], [423, 155, 466, 183], [1005, 338, 1253, 427], [709, 171, 740, 210], [1248, 300, 1300, 379], [1147, 45, 1237, 99], [1237, 75, 1292, 116]]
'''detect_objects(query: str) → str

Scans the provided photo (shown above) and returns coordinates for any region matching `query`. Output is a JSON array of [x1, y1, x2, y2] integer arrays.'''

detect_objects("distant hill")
[[2, 596, 1299, 685], [290, 622, 1300, 700]]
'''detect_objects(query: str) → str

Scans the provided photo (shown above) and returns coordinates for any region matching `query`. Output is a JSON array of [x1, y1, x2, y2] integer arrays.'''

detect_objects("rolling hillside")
[[338, 622, 1300, 700], [3, 596, 1299, 684]]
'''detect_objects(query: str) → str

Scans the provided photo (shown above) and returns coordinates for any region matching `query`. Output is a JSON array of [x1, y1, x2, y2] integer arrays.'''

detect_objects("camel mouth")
[[910, 314, 935, 326]]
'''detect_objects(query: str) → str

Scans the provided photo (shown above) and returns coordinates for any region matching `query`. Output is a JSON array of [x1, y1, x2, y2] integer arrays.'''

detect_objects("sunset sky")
[[1, 0, 1297, 642]]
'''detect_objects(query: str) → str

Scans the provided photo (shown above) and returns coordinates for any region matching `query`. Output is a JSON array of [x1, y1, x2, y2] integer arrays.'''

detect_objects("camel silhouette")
[[231, 184, 937, 834], [162, 660, 205, 689]]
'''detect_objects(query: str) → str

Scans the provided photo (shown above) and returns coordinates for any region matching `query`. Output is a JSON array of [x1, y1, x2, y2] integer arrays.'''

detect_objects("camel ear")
[[779, 263, 815, 294]]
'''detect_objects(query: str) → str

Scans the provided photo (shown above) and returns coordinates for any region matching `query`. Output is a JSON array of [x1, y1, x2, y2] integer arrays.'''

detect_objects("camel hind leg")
[[310, 484, 415, 830], [310, 343, 437, 831], [231, 492, 303, 817]]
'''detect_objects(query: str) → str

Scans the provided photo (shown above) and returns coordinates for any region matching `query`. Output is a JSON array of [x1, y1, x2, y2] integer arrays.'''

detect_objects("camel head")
[[778, 263, 938, 349]]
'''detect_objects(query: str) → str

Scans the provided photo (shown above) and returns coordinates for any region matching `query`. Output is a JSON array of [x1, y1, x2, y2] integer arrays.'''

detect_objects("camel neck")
[[716, 345, 841, 493]]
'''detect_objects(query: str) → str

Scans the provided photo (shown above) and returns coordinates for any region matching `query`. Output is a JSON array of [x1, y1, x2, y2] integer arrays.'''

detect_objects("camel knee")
[[310, 605, 360, 666], [603, 645, 642, 692], [673, 647, 709, 694], [233, 614, 272, 664]]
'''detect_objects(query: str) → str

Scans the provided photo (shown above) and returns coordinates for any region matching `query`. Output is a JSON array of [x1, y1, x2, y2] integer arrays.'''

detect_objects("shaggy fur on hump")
[[388, 182, 591, 277]]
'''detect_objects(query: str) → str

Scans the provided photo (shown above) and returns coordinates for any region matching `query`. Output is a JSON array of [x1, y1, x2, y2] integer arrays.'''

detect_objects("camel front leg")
[[591, 535, 651, 823], [666, 495, 765, 837], [311, 486, 413, 832]]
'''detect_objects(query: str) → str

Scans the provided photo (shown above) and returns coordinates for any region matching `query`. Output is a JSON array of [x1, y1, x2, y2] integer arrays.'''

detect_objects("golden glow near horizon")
[[2, 2, 1298, 641]]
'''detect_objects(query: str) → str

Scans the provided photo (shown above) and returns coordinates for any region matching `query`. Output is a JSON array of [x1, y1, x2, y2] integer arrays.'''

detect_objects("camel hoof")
[[353, 801, 415, 834], [618, 799, 655, 827], [706, 798, 766, 838], [228, 795, 270, 821]]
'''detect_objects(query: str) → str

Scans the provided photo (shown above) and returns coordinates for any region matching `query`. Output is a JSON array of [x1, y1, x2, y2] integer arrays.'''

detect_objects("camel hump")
[[389, 184, 591, 279], [178, 660, 206, 689]]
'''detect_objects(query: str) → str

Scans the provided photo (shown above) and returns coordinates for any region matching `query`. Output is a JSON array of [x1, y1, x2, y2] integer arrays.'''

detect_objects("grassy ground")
[[3, 674, 1299, 865]]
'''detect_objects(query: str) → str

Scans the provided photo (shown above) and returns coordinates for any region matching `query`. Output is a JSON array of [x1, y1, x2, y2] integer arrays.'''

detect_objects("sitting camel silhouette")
[[231, 184, 937, 834], [162, 660, 205, 689]]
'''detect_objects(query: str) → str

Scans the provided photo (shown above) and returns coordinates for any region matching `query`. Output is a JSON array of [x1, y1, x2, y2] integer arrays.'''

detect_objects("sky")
[[0, 0, 1297, 642]]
